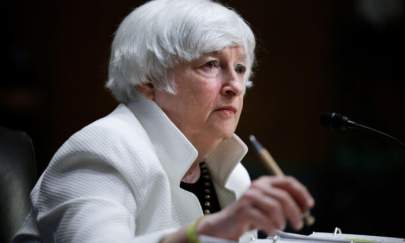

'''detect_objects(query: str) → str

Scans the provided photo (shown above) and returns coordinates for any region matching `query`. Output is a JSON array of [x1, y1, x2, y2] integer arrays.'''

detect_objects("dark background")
[[2, 0, 404, 238]]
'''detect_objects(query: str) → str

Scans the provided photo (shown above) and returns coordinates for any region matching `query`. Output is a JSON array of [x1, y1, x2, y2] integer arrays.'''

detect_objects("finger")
[[263, 187, 304, 230], [241, 189, 286, 231], [252, 176, 312, 211], [251, 179, 303, 230], [243, 204, 281, 235], [269, 176, 315, 210]]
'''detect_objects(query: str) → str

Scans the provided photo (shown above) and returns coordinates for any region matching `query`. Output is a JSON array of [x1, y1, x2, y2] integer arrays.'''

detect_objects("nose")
[[221, 69, 244, 97]]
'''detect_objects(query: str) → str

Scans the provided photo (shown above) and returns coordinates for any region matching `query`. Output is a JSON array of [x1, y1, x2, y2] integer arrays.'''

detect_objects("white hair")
[[106, 0, 256, 103]]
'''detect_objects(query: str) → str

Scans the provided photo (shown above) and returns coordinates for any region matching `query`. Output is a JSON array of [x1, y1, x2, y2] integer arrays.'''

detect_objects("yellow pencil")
[[249, 135, 315, 226]]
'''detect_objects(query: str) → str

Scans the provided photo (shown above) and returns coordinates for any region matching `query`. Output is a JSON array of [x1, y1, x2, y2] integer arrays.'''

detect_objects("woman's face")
[[153, 46, 248, 157]]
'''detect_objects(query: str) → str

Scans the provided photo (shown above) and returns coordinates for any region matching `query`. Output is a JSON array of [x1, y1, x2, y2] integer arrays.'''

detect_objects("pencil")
[[249, 135, 315, 226]]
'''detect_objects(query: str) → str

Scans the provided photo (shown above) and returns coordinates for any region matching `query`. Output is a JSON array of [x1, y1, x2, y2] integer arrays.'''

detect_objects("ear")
[[136, 83, 156, 100]]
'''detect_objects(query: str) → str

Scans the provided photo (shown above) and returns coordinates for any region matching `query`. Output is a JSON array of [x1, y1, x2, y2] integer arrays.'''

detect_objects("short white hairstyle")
[[106, 0, 256, 103]]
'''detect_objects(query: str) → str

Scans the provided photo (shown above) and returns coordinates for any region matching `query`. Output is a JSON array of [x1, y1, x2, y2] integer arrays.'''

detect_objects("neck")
[[181, 161, 201, 183], [192, 136, 224, 163], [181, 134, 223, 184]]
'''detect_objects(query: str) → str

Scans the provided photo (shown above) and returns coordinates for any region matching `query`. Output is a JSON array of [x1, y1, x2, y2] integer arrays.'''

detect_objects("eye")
[[203, 60, 220, 70], [235, 64, 246, 74], [199, 60, 221, 77]]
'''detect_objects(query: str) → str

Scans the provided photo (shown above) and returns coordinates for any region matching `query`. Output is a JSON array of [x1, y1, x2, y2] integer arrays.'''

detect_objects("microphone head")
[[320, 112, 352, 130]]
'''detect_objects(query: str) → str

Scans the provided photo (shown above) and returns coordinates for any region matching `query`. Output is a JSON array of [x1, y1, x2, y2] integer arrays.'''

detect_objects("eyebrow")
[[207, 50, 247, 63]]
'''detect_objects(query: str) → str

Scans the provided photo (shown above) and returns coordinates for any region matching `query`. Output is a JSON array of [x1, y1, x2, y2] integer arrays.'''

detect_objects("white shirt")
[[13, 95, 253, 243]]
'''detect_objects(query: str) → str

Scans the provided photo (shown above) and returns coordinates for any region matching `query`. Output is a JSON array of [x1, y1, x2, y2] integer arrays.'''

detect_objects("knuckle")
[[285, 176, 296, 185], [267, 199, 282, 212], [242, 190, 256, 204], [277, 190, 289, 201], [286, 176, 304, 191], [254, 176, 268, 185]]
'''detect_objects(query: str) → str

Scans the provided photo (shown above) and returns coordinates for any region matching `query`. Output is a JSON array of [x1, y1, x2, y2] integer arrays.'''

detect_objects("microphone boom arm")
[[351, 122, 405, 149], [321, 112, 405, 150]]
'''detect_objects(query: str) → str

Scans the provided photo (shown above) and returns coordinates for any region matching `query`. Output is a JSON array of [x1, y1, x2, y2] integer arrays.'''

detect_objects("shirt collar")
[[126, 95, 248, 186]]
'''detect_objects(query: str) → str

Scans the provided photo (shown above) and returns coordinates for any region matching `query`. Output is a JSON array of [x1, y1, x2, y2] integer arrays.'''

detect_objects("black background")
[[2, 0, 404, 238]]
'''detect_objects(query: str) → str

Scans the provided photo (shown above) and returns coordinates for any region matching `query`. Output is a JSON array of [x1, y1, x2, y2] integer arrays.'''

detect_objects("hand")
[[197, 175, 315, 240]]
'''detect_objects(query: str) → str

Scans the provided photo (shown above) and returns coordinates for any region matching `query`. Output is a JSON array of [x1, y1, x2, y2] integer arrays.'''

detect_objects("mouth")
[[214, 106, 237, 114]]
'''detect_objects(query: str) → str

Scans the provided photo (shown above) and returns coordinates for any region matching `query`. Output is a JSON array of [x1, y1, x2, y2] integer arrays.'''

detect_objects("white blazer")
[[14, 96, 253, 243]]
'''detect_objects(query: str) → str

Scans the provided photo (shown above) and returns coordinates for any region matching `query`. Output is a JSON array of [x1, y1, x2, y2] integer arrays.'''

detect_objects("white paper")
[[250, 231, 405, 243], [250, 231, 351, 243], [311, 232, 405, 243]]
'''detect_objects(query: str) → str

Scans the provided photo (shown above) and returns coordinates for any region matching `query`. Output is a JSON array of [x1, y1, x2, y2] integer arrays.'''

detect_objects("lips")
[[214, 106, 237, 114]]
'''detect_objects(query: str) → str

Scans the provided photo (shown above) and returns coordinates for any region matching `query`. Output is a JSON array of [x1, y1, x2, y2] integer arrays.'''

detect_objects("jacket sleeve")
[[31, 150, 175, 243], [29, 124, 176, 243]]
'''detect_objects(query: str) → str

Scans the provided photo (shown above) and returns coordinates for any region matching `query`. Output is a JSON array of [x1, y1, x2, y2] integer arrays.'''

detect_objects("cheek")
[[154, 91, 189, 124], [236, 93, 245, 109], [189, 82, 220, 106], [239, 95, 245, 108]]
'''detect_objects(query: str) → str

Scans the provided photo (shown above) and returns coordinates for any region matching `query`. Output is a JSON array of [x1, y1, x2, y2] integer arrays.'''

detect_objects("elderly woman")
[[14, 0, 314, 242]]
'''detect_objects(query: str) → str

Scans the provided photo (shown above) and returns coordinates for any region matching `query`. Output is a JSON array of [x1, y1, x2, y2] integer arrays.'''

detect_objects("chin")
[[216, 128, 236, 140], [210, 122, 238, 140]]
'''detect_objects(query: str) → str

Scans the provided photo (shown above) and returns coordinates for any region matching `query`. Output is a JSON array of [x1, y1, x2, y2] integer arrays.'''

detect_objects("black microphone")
[[320, 112, 405, 150]]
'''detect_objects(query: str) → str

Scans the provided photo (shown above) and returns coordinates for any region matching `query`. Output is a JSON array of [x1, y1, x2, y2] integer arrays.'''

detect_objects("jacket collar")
[[126, 95, 248, 187]]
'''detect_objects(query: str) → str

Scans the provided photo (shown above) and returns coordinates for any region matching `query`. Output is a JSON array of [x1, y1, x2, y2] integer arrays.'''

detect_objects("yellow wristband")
[[186, 217, 203, 243]]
